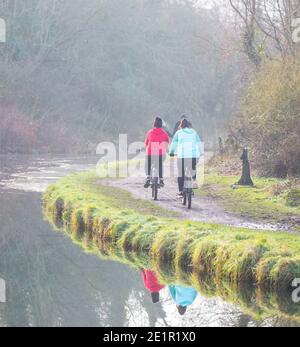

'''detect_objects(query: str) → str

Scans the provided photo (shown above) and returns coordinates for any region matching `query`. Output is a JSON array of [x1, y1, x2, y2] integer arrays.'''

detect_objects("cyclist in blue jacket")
[[169, 118, 203, 198]]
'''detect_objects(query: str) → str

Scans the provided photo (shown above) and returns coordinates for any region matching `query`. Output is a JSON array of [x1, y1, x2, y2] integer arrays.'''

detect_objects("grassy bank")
[[43, 171, 300, 292], [42, 171, 300, 322], [199, 156, 300, 226]]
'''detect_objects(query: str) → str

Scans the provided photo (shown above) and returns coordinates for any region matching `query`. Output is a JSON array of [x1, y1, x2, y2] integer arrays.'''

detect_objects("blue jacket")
[[168, 285, 198, 307], [169, 128, 202, 159]]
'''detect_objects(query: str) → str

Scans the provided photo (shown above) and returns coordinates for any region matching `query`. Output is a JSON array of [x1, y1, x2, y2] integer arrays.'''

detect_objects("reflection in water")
[[169, 285, 198, 316], [46, 203, 300, 327], [1, 154, 300, 327], [141, 270, 199, 317], [141, 270, 165, 304]]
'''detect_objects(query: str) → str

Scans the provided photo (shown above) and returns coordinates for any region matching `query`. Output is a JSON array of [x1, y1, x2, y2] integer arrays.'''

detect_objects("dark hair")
[[177, 305, 187, 316], [179, 118, 191, 129], [154, 117, 163, 128]]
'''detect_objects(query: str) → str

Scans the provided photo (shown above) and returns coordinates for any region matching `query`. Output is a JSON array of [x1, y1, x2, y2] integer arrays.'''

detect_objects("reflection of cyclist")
[[141, 270, 165, 304], [168, 285, 198, 316], [144, 117, 170, 189], [169, 118, 202, 198]]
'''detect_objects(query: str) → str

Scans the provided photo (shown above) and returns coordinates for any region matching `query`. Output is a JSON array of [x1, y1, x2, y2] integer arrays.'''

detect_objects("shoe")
[[144, 177, 151, 188], [151, 292, 160, 304], [160, 179, 165, 187], [176, 192, 184, 199], [193, 181, 199, 189]]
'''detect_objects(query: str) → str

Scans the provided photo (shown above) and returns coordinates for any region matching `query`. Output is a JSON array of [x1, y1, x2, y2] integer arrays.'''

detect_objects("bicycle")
[[182, 166, 194, 209]]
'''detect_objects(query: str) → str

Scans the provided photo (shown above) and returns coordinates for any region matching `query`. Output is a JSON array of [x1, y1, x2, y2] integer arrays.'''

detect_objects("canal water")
[[0, 154, 298, 327]]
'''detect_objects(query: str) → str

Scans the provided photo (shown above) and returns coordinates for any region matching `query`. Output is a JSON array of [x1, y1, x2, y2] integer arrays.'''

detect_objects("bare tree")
[[1, 0, 245, 152], [229, 0, 300, 64]]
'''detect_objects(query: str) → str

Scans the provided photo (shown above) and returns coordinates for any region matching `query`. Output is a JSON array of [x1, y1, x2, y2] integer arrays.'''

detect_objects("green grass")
[[199, 167, 300, 223], [43, 171, 300, 322]]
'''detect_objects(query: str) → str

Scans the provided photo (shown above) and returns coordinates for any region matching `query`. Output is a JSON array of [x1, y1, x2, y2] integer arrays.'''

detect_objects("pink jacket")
[[141, 270, 165, 293], [145, 128, 169, 156]]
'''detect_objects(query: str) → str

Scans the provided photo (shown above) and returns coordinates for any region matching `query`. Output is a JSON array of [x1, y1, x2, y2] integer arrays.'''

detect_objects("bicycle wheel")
[[188, 190, 192, 209], [152, 180, 158, 201]]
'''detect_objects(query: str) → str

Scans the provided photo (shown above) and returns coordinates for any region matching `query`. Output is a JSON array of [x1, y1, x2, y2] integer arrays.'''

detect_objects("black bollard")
[[238, 148, 254, 186]]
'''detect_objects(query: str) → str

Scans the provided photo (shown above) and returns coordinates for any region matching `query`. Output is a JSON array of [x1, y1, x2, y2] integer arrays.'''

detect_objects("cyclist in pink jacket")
[[144, 117, 170, 188]]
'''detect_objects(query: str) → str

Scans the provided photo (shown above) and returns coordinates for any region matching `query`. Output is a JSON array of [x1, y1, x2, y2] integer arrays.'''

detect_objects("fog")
[[0, 0, 244, 153]]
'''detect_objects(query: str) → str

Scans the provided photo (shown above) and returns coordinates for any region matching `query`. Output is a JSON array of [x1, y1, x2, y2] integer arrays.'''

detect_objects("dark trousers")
[[177, 158, 198, 192], [145, 155, 165, 179]]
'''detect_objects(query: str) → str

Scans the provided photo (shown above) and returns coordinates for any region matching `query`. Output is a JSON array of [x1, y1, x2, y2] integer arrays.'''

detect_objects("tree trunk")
[[238, 148, 254, 186]]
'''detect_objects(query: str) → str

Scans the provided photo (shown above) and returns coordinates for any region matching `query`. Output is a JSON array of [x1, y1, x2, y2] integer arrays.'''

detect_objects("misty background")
[[0, 0, 244, 153]]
